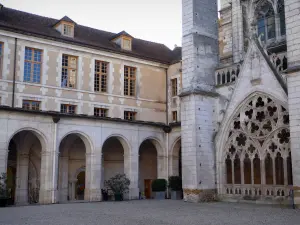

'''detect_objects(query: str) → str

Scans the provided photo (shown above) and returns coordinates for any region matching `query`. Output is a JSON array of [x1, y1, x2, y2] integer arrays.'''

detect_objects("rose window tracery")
[[223, 95, 292, 197]]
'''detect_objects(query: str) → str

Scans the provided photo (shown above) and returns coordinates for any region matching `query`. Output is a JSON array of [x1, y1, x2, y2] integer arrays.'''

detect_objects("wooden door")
[[144, 179, 152, 199]]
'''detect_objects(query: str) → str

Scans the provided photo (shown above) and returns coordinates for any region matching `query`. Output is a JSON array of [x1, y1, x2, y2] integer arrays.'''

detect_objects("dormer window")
[[122, 37, 132, 51], [53, 16, 75, 38], [111, 31, 133, 51], [63, 24, 73, 37]]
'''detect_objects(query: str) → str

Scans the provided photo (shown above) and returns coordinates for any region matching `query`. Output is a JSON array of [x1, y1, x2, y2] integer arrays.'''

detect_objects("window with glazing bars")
[[0, 43, 3, 79], [22, 100, 40, 111], [94, 108, 108, 117], [61, 54, 77, 88], [63, 24, 72, 36], [94, 61, 108, 92], [60, 104, 76, 114], [171, 78, 177, 96], [24, 47, 42, 83], [124, 66, 136, 96], [124, 111, 136, 121]]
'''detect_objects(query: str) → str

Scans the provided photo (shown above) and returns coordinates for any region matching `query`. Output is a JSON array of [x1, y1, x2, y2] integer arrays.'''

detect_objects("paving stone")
[[0, 200, 299, 225]]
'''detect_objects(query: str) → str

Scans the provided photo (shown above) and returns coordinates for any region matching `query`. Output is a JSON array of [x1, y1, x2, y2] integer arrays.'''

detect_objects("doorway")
[[144, 179, 152, 199]]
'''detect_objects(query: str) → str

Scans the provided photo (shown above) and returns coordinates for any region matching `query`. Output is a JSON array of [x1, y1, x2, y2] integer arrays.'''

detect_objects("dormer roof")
[[110, 30, 133, 41], [53, 15, 76, 27]]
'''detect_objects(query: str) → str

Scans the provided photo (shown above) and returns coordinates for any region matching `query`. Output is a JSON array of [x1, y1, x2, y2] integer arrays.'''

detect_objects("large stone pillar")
[[39, 150, 53, 204], [0, 146, 8, 175], [15, 152, 29, 205], [285, 0, 300, 207], [58, 156, 68, 202], [87, 150, 102, 202], [181, 0, 218, 202], [128, 152, 139, 200]]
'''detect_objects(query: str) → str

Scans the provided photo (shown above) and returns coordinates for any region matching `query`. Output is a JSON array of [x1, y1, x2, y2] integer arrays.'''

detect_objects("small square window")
[[22, 100, 40, 111], [94, 108, 108, 118], [124, 111, 136, 121], [61, 104, 76, 114]]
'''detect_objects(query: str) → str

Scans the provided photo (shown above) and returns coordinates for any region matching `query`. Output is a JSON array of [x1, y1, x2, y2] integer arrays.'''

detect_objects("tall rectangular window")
[[124, 66, 136, 96], [124, 111, 136, 121], [0, 43, 3, 79], [61, 54, 77, 88], [22, 100, 40, 111], [60, 104, 76, 114], [24, 47, 42, 83], [94, 107, 108, 117], [171, 78, 177, 96], [172, 111, 178, 122], [94, 61, 108, 92]]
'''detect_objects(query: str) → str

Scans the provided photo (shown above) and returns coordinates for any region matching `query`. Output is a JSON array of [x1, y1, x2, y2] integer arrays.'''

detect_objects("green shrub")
[[168, 176, 182, 191], [0, 173, 8, 199], [104, 174, 130, 195], [151, 179, 167, 192]]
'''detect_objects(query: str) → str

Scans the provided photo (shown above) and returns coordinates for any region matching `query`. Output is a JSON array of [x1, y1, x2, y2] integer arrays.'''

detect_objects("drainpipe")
[[165, 68, 169, 125], [52, 121, 58, 203], [165, 68, 169, 198], [12, 38, 17, 107], [166, 132, 169, 199]]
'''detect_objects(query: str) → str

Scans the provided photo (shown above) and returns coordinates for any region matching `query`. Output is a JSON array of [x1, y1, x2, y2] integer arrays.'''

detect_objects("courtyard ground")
[[0, 200, 299, 225]]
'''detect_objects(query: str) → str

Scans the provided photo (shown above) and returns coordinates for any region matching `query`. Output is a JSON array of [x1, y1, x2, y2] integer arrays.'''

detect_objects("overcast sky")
[[2, 0, 220, 49]]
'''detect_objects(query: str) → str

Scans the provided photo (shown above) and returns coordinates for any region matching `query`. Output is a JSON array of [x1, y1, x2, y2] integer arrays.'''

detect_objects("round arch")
[[7, 127, 48, 152], [6, 128, 46, 205], [139, 137, 165, 157], [102, 134, 131, 156], [170, 136, 181, 156], [59, 131, 94, 154]]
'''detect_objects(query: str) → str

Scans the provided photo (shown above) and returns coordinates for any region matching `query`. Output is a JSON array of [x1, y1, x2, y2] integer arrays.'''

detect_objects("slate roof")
[[0, 7, 182, 64]]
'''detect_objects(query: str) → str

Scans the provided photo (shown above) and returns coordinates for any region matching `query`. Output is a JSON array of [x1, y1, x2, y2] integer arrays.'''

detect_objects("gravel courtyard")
[[0, 200, 299, 225]]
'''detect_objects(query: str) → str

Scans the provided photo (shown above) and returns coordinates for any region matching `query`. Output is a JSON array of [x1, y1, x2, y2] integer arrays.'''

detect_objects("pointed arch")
[[218, 92, 291, 198]]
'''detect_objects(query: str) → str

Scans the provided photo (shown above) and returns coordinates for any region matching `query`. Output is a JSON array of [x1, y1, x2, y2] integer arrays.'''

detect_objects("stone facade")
[[1, 0, 300, 207]]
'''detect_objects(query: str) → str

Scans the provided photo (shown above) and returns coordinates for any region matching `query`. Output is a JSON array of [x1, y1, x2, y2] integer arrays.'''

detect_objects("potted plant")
[[168, 176, 182, 200], [0, 173, 8, 207], [104, 174, 130, 201], [151, 179, 167, 199]]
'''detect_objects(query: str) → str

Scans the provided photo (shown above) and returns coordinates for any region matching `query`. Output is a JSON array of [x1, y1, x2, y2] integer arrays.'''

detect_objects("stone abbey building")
[[0, 0, 300, 206]]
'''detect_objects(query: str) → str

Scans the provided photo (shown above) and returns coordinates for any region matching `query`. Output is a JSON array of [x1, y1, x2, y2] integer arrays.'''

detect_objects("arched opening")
[[139, 139, 158, 199], [170, 138, 182, 178], [6, 130, 44, 205], [243, 154, 251, 184], [222, 94, 291, 199], [101, 136, 128, 198], [58, 134, 87, 202]]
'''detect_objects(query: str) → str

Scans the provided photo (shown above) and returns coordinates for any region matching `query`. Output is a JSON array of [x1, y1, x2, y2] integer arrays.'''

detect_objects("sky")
[[2, 0, 221, 49]]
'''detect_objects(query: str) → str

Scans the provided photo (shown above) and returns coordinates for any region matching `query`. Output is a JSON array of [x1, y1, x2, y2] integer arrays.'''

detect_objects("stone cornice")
[[179, 89, 219, 98], [285, 65, 300, 74], [0, 106, 167, 128]]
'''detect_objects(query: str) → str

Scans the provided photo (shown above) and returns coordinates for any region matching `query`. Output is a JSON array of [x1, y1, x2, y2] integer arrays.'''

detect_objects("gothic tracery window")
[[255, 0, 286, 42], [223, 95, 291, 197]]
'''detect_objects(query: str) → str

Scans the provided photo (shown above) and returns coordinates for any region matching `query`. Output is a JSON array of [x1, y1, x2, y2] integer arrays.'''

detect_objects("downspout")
[[165, 68, 169, 198], [52, 121, 58, 203], [12, 38, 17, 107]]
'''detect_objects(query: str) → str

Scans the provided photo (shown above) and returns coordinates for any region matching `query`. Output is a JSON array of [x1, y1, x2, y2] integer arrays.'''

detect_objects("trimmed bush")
[[151, 179, 167, 192], [168, 176, 182, 191]]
